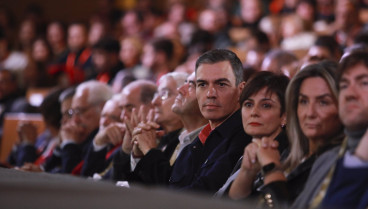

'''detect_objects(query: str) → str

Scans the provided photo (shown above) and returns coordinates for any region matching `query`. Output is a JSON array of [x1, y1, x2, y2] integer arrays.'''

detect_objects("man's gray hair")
[[75, 80, 113, 104], [159, 72, 188, 88]]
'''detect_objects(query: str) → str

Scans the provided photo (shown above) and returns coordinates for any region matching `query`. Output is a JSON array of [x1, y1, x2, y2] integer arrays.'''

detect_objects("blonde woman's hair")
[[283, 61, 342, 171]]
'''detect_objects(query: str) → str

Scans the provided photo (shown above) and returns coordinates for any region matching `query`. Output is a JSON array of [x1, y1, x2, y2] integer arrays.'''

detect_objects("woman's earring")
[[281, 124, 286, 128]]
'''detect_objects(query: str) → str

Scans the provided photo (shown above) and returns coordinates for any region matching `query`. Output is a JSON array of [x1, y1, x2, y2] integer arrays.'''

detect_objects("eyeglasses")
[[65, 104, 98, 118], [154, 90, 172, 101]]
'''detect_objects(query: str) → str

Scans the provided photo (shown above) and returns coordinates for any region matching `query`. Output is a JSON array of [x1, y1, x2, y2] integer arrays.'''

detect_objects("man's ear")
[[238, 81, 246, 92]]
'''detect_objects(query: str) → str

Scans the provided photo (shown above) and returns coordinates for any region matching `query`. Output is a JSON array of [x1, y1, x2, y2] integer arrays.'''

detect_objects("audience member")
[[215, 71, 289, 199], [59, 81, 112, 174], [7, 88, 63, 167], [108, 80, 157, 181], [254, 61, 344, 208], [81, 94, 124, 177], [291, 51, 368, 209], [48, 22, 93, 86], [17, 19, 38, 54], [197, 8, 231, 49], [301, 35, 342, 68], [280, 14, 316, 51], [46, 21, 67, 59], [0, 70, 31, 138], [168, 49, 251, 193], [41, 87, 75, 173], [261, 49, 299, 78], [0, 27, 28, 84], [123, 72, 186, 185], [330, 0, 362, 48], [140, 38, 175, 82], [91, 37, 123, 84], [111, 36, 142, 93]]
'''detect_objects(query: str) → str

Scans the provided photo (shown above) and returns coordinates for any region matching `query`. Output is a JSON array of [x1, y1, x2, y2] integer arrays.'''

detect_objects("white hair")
[[159, 72, 188, 88], [75, 80, 113, 104]]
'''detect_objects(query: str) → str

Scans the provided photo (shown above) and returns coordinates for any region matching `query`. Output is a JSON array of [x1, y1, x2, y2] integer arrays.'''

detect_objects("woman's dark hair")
[[239, 71, 289, 115]]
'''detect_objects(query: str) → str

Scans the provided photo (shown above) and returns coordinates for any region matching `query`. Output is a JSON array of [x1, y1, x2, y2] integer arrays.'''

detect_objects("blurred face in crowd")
[[88, 22, 105, 46], [122, 11, 142, 36], [297, 77, 342, 142], [99, 99, 121, 130], [92, 49, 109, 72], [141, 43, 156, 69], [32, 39, 51, 62], [68, 24, 87, 52], [240, 0, 262, 24], [198, 9, 218, 33], [242, 88, 285, 139], [196, 61, 244, 128], [119, 38, 141, 68], [152, 76, 181, 126], [339, 63, 368, 131], [172, 72, 200, 116], [71, 89, 102, 138], [19, 20, 36, 46], [47, 22, 65, 46]]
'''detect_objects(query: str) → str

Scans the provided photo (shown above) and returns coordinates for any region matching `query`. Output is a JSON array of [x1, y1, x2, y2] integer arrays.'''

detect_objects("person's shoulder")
[[310, 146, 340, 175]]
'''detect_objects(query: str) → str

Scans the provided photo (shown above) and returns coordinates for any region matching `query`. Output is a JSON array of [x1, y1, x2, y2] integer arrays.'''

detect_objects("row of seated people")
[[4, 48, 368, 209]]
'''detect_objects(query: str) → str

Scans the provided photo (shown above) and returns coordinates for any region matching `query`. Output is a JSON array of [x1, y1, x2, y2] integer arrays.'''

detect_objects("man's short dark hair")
[[195, 49, 244, 85], [338, 51, 368, 89]]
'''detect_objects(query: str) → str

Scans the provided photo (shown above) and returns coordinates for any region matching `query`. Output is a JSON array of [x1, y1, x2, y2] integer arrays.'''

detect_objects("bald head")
[[120, 80, 157, 120]]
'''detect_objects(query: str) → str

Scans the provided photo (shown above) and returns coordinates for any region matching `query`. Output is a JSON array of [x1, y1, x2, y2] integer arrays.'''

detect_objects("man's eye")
[[197, 83, 206, 87]]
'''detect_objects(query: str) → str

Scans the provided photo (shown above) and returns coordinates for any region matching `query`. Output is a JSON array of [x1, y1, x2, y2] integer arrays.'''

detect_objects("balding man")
[[96, 80, 157, 180]]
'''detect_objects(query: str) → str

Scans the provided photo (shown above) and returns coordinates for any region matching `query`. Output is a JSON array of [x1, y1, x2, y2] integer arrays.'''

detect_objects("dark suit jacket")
[[7, 144, 38, 167], [111, 129, 182, 183], [169, 110, 251, 194], [60, 129, 98, 173], [81, 143, 124, 177], [260, 144, 341, 208], [132, 128, 182, 185]]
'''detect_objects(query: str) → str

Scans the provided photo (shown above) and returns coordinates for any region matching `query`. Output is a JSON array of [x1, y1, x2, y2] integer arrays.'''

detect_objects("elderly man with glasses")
[[59, 80, 113, 174]]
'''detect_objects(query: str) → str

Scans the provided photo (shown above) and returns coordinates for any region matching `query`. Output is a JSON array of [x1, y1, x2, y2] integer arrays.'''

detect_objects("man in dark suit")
[[113, 73, 185, 183], [82, 80, 157, 179], [59, 80, 113, 174], [130, 72, 208, 185], [80, 95, 124, 177], [169, 49, 252, 193]]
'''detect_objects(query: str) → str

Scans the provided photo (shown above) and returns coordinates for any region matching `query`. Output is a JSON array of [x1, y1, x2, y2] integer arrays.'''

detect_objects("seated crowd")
[[0, 0, 367, 208]]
